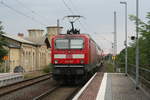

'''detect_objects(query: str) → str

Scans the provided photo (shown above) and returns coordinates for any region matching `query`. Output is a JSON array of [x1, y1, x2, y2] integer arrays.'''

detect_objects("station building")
[[0, 26, 62, 73]]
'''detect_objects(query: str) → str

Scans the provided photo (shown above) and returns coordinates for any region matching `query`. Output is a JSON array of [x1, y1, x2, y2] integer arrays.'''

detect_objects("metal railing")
[[117, 62, 150, 91]]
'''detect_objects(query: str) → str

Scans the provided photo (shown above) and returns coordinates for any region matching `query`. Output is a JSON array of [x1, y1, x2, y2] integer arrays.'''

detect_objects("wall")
[[9, 48, 20, 72]]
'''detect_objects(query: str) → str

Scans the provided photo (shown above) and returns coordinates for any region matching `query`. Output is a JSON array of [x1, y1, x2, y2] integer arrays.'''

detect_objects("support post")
[[125, 3, 128, 76], [57, 19, 60, 34], [120, 1, 128, 76], [114, 11, 117, 72], [136, 0, 139, 89]]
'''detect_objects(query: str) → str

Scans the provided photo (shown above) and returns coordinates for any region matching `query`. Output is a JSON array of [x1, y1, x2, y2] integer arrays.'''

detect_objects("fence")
[[117, 62, 150, 92]]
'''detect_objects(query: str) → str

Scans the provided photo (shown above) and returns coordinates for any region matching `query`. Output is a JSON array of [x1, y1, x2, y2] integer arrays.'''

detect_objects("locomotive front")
[[51, 34, 89, 82]]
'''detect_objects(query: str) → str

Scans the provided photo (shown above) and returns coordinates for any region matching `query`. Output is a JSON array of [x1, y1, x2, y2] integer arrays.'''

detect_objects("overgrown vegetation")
[[116, 12, 150, 89], [117, 12, 150, 69], [0, 21, 8, 63], [0, 21, 8, 72], [106, 62, 114, 73], [43, 63, 53, 73], [23, 71, 45, 79]]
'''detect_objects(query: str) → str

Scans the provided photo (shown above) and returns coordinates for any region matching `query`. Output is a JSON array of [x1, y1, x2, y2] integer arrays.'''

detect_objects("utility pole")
[[136, 0, 139, 89], [120, 1, 128, 76], [113, 11, 117, 72], [111, 42, 114, 63], [57, 19, 60, 34]]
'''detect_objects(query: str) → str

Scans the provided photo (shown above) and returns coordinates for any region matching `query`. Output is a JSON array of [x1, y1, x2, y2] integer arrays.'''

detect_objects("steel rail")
[[66, 87, 81, 100], [0, 73, 51, 89], [33, 86, 60, 100], [0, 73, 51, 97], [33, 86, 81, 100]]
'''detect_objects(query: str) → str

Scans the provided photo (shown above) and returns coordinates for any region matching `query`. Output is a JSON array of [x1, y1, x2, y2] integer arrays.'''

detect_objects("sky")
[[0, 0, 150, 54]]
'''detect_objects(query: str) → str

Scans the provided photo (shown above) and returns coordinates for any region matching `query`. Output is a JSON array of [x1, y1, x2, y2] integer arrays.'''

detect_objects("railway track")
[[33, 85, 81, 100], [0, 73, 51, 97], [33, 85, 60, 100]]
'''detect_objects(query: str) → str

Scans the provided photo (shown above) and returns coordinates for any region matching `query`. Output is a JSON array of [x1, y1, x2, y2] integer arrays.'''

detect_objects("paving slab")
[[97, 73, 150, 100]]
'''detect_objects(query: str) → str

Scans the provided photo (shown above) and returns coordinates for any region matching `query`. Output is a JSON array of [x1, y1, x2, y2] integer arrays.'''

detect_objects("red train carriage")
[[51, 34, 103, 83]]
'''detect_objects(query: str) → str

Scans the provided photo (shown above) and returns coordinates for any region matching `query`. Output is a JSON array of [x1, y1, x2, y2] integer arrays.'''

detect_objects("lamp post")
[[120, 1, 128, 76], [135, 0, 139, 89], [113, 11, 117, 72]]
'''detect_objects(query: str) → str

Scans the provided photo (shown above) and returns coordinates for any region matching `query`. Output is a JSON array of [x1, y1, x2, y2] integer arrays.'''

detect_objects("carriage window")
[[70, 39, 84, 49], [55, 39, 69, 49]]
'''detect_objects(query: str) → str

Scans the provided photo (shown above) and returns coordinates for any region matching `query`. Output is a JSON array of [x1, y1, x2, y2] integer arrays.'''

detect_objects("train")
[[51, 15, 103, 84], [51, 34, 103, 84]]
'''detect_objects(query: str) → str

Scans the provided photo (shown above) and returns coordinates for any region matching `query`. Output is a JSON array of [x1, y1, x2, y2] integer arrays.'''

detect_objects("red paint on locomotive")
[[51, 34, 89, 65], [51, 34, 103, 83]]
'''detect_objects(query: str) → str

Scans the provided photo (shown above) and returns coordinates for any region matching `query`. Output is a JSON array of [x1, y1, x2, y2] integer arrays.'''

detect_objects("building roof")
[[1, 33, 51, 48], [28, 29, 44, 31], [6, 43, 21, 48], [24, 34, 51, 48], [24, 35, 46, 45], [1, 34, 36, 45], [46, 26, 63, 28]]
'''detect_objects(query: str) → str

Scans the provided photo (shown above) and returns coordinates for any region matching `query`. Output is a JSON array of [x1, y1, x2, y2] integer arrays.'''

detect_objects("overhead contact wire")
[[0, 1, 47, 26], [15, 0, 50, 24]]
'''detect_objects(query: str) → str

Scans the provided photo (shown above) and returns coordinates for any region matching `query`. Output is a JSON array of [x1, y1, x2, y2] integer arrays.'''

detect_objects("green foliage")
[[0, 21, 8, 63], [43, 63, 53, 73], [117, 13, 150, 70], [0, 65, 10, 73], [106, 62, 114, 73]]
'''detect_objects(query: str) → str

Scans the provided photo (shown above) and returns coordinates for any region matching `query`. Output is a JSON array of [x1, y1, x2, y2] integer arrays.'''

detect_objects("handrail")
[[117, 62, 150, 89]]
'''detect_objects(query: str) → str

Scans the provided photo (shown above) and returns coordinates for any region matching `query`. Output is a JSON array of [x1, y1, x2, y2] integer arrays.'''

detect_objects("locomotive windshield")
[[70, 39, 83, 49], [55, 39, 69, 49], [55, 38, 84, 49]]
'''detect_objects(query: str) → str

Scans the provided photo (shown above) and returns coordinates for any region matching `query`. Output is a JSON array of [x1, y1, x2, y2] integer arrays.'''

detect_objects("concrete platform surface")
[[97, 73, 150, 100]]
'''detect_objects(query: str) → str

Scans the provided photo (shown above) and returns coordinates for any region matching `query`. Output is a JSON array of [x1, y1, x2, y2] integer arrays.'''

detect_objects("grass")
[[106, 62, 114, 73], [23, 71, 45, 79], [23, 64, 53, 79], [42, 63, 53, 73]]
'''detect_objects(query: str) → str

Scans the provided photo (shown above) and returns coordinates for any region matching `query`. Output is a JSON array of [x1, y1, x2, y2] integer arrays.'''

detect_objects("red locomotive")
[[51, 15, 103, 83]]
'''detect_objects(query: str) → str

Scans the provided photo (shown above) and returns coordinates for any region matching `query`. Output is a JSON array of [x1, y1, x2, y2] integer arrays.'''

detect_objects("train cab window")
[[70, 39, 84, 49], [55, 39, 69, 49]]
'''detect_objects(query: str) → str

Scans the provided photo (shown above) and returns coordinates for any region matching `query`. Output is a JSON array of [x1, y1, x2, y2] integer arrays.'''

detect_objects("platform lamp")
[[120, 1, 128, 76], [135, 0, 139, 89]]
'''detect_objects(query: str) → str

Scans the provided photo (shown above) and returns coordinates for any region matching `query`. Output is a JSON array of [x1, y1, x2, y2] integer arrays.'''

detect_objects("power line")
[[62, 0, 74, 14], [0, 1, 47, 26], [61, 0, 89, 32], [68, 0, 80, 14], [94, 32, 113, 44], [78, 20, 89, 32], [15, 0, 50, 24], [70, 0, 94, 32]]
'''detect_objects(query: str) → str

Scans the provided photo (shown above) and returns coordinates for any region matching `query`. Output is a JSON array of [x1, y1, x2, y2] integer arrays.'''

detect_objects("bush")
[[106, 62, 114, 73], [43, 63, 53, 73]]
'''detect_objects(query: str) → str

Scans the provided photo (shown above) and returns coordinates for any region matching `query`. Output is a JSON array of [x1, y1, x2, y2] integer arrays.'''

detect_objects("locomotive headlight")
[[54, 60, 58, 64]]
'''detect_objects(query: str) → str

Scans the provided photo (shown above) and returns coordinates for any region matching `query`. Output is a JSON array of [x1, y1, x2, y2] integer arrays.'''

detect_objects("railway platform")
[[73, 73, 150, 100], [0, 73, 23, 87]]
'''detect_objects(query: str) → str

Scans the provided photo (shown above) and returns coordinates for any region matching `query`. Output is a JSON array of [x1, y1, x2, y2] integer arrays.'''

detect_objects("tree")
[[117, 12, 150, 71], [0, 21, 8, 63], [129, 13, 150, 67]]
